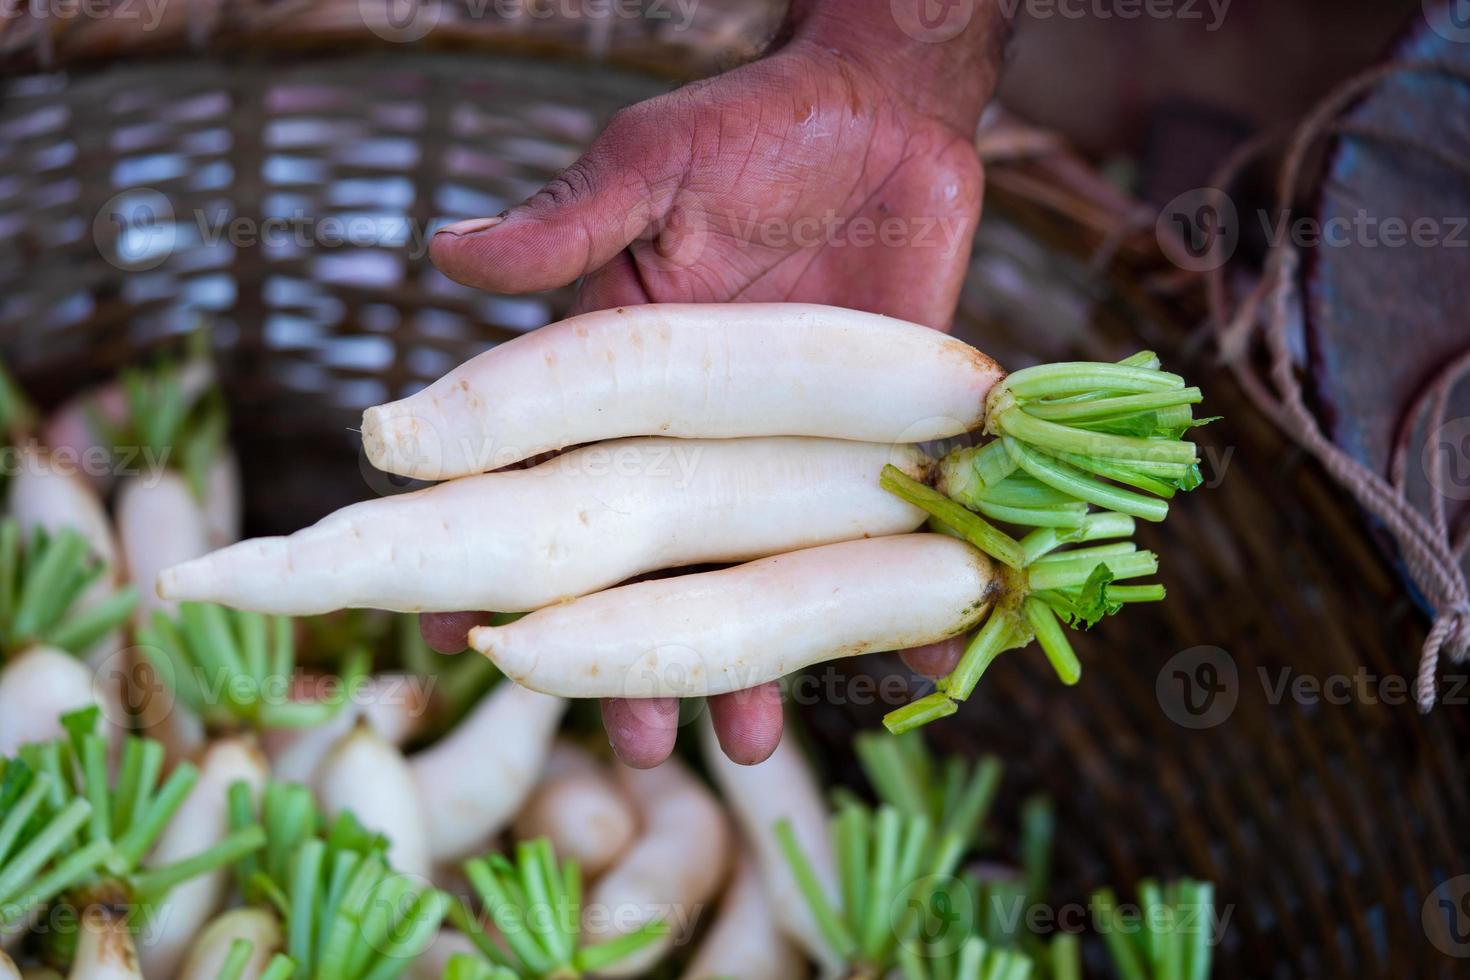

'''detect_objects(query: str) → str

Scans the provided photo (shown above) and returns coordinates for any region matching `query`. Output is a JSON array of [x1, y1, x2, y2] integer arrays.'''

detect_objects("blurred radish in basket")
[[701, 711, 840, 973], [0, 520, 137, 755], [133, 602, 367, 972], [222, 779, 448, 980], [582, 756, 731, 976], [0, 708, 264, 973], [511, 740, 636, 880], [679, 853, 806, 980]]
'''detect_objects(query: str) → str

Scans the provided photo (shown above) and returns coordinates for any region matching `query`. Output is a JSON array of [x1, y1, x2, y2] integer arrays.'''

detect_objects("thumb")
[[429, 108, 687, 294]]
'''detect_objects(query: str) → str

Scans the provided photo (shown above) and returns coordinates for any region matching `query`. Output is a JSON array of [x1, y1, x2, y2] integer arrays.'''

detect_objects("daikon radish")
[[409, 683, 567, 862], [701, 715, 839, 973], [471, 534, 997, 699], [0, 949, 16, 980], [158, 437, 929, 615], [361, 304, 1001, 479], [9, 447, 118, 577], [68, 910, 142, 980], [679, 854, 806, 980], [316, 724, 432, 879], [584, 757, 732, 976], [203, 448, 243, 550], [117, 471, 212, 626], [177, 908, 283, 980], [0, 648, 103, 755], [263, 673, 430, 785], [512, 741, 636, 878], [138, 738, 270, 978]]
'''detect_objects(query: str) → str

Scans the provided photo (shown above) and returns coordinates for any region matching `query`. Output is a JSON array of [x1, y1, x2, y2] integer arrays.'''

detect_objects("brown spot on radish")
[[575, 325, 589, 338], [578, 511, 589, 525], [544, 351, 556, 366]]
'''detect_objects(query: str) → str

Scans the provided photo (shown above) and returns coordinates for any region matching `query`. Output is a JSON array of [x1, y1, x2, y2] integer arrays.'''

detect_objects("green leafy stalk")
[[137, 602, 367, 732], [0, 520, 137, 660], [879, 352, 1209, 733], [450, 838, 666, 978], [87, 342, 227, 502], [778, 801, 965, 974], [854, 731, 1002, 853], [1092, 879, 1217, 980]]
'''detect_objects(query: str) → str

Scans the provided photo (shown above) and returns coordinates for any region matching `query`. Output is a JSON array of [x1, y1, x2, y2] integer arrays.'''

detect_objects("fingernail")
[[436, 214, 505, 238]]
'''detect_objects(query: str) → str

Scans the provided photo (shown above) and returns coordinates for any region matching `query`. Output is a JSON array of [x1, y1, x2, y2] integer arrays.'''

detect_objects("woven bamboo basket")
[[1, 3, 1465, 977]]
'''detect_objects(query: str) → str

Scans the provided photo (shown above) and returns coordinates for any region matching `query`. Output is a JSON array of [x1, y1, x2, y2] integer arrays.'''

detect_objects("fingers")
[[419, 611, 491, 654], [707, 683, 784, 766], [900, 636, 967, 678], [602, 697, 680, 769], [430, 104, 687, 295]]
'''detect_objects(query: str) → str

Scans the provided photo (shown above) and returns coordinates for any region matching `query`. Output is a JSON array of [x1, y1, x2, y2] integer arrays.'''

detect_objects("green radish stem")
[[777, 801, 965, 975], [0, 521, 137, 660], [1092, 879, 1216, 980], [448, 838, 667, 978], [853, 732, 1002, 853], [137, 602, 367, 732], [879, 351, 1208, 734]]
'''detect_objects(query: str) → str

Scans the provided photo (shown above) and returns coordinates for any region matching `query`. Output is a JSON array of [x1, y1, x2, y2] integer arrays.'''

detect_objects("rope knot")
[[1417, 602, 1470, 713]]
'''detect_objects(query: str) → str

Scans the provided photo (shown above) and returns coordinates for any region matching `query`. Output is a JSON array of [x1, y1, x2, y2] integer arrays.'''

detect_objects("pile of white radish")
[[164, 302, 1212, 732], [0, 304, 1219, 979]]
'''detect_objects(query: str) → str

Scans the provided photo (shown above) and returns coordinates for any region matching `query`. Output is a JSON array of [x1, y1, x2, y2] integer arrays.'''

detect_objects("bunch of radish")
[[0, 304, 1221, 979], [161, 303, 1211, 732]]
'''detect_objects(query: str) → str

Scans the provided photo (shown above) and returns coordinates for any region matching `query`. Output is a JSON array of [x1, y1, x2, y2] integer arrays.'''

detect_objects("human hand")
[[422, 0, 1009, 766]]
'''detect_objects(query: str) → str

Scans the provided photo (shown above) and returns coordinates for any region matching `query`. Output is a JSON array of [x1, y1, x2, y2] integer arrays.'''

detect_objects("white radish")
[[158, 437, 929, 615], [471, 534, 996, 699], [701, 715, 839, 972], [361, 303, 1002, 479], [203, 449, 243, 550], [584, 757, 731, 977], [512, 741, 636, 879], [409, 683, 566, 863], [679, 854, 807, 980], [406, 929, 479, 980], [68, 910, 142, 980], [8, 447, 118, 577], [317, 724, 432, 878], [0, 950, 16, 980], [263, 673, 430, 785], [0, 647, 105, 755], [117, 470, 212, 626], [177, 908, 283, 980], [137, 738, 270, 978]]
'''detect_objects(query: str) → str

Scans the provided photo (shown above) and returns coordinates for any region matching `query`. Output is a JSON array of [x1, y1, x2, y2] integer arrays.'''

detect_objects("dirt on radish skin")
[[157, 437, 931, 615], [361, 303, 1002, 480], [471, 534, 996, 699], [68, 910, 142, 980], [584, 757, 732, 978]]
